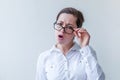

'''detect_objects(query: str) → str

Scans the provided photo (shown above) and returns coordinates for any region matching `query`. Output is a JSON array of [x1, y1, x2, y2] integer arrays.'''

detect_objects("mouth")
[[58, 35, 64, 39]]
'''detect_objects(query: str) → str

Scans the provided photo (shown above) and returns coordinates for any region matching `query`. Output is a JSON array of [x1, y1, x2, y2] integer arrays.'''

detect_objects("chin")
[[57, 40, 71, 45], [57, 41, 64, 44]]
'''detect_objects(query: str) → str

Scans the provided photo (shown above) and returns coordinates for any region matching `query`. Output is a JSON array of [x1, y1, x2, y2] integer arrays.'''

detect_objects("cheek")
[[55, 30, 58, 36], [66, 34, 75, 40]]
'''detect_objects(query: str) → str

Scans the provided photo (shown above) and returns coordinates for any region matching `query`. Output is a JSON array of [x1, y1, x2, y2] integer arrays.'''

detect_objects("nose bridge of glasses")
[[61, 25, 73, 34], [57, 24, 65, 30], [61, 26, 66, 32]]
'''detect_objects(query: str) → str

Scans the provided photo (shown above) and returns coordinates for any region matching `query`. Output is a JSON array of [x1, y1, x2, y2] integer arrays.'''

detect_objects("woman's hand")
[[74, 28, 90, 48]]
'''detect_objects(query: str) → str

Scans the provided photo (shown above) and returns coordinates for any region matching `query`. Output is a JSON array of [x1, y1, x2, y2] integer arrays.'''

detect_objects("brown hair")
[[55, 7, 84, 28]]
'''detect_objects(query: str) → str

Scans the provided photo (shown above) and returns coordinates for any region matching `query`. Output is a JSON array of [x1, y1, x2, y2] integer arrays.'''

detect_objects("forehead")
[[57, 13, 77, 25]]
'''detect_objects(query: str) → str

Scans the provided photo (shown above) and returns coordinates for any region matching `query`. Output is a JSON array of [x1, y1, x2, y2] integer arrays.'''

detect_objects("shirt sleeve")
[[79, 46, 105, 80], [35, 53, 47, 80]]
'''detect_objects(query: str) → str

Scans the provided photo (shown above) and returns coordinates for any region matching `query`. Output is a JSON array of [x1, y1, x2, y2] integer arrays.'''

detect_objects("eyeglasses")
[[54, 23, 75, 34]]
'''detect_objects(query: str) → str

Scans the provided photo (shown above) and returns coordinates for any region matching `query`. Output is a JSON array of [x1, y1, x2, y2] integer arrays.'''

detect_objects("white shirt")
[[36, 43, 105, 80]]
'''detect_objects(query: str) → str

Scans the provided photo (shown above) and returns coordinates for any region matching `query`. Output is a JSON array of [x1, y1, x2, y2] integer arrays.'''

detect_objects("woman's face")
[[55, 13, 77, 45]]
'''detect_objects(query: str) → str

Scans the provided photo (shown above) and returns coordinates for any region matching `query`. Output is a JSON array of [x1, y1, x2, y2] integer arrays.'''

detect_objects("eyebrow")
[[66, 23, 74, 26], [57, 21, 74, 26]]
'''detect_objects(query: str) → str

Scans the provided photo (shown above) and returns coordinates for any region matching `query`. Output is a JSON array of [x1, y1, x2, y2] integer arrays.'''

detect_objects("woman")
[[36, 7, 105, 80]]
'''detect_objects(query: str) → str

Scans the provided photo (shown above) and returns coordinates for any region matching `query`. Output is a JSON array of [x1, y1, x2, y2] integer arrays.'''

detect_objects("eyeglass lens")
[[54, 23, 74, 34]]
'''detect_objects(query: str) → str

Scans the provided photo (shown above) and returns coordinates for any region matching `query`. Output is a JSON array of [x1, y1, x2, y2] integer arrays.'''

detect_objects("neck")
[[56, 42, 74, 55]]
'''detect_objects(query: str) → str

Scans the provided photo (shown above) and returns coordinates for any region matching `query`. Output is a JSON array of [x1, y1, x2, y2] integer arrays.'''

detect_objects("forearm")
[[80, 46, 105, 80]]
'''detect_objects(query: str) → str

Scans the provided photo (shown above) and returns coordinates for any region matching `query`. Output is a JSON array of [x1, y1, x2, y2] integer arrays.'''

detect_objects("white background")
[[0, 0, 120, 80]]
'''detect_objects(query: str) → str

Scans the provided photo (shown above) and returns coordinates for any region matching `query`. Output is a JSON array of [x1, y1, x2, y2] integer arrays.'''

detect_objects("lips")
[[58, 34, 64, 39], [58, 35, 63, 38]]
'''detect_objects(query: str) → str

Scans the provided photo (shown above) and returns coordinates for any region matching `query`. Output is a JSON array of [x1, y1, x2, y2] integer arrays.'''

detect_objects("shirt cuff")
[[79, 45, 91, 57]]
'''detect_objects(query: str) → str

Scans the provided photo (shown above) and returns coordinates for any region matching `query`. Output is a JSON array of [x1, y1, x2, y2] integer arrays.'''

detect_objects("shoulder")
[[38, 50, 51, 62], [37, 50, 51, 61], [37, 45, 57, 61]]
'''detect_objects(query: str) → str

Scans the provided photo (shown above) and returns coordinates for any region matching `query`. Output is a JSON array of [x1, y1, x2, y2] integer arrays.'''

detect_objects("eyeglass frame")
[[53, 22, 76, 34]]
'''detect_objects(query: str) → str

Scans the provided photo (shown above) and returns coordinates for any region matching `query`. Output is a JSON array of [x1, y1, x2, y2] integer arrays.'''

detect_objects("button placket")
[[64, 59, 68, 71], [63, 57, 71, 79]]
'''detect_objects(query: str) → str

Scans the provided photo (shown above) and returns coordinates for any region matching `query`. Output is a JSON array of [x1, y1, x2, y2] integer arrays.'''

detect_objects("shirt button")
[[80, 60, 82, 63], [81, 51, 84, 54], [50, 66, 53, 68]]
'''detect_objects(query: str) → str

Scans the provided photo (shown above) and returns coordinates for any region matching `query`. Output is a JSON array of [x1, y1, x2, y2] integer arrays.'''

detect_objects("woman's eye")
[[67, 26, 73, 29], [57, 23, 63, 26]]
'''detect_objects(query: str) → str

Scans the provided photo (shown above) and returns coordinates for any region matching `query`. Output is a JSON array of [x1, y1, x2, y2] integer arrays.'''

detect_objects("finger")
[[74, 28, 81, 31], [74, 30, 81, 37], [78, 28, 87, 33], [74, 28, 86, 32], [74, 31, 79, 38]]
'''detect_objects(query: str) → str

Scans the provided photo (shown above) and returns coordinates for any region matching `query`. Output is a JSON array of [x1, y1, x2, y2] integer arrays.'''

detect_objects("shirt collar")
[[70, 42, 81, 51], [50, 42, 80, 53]]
